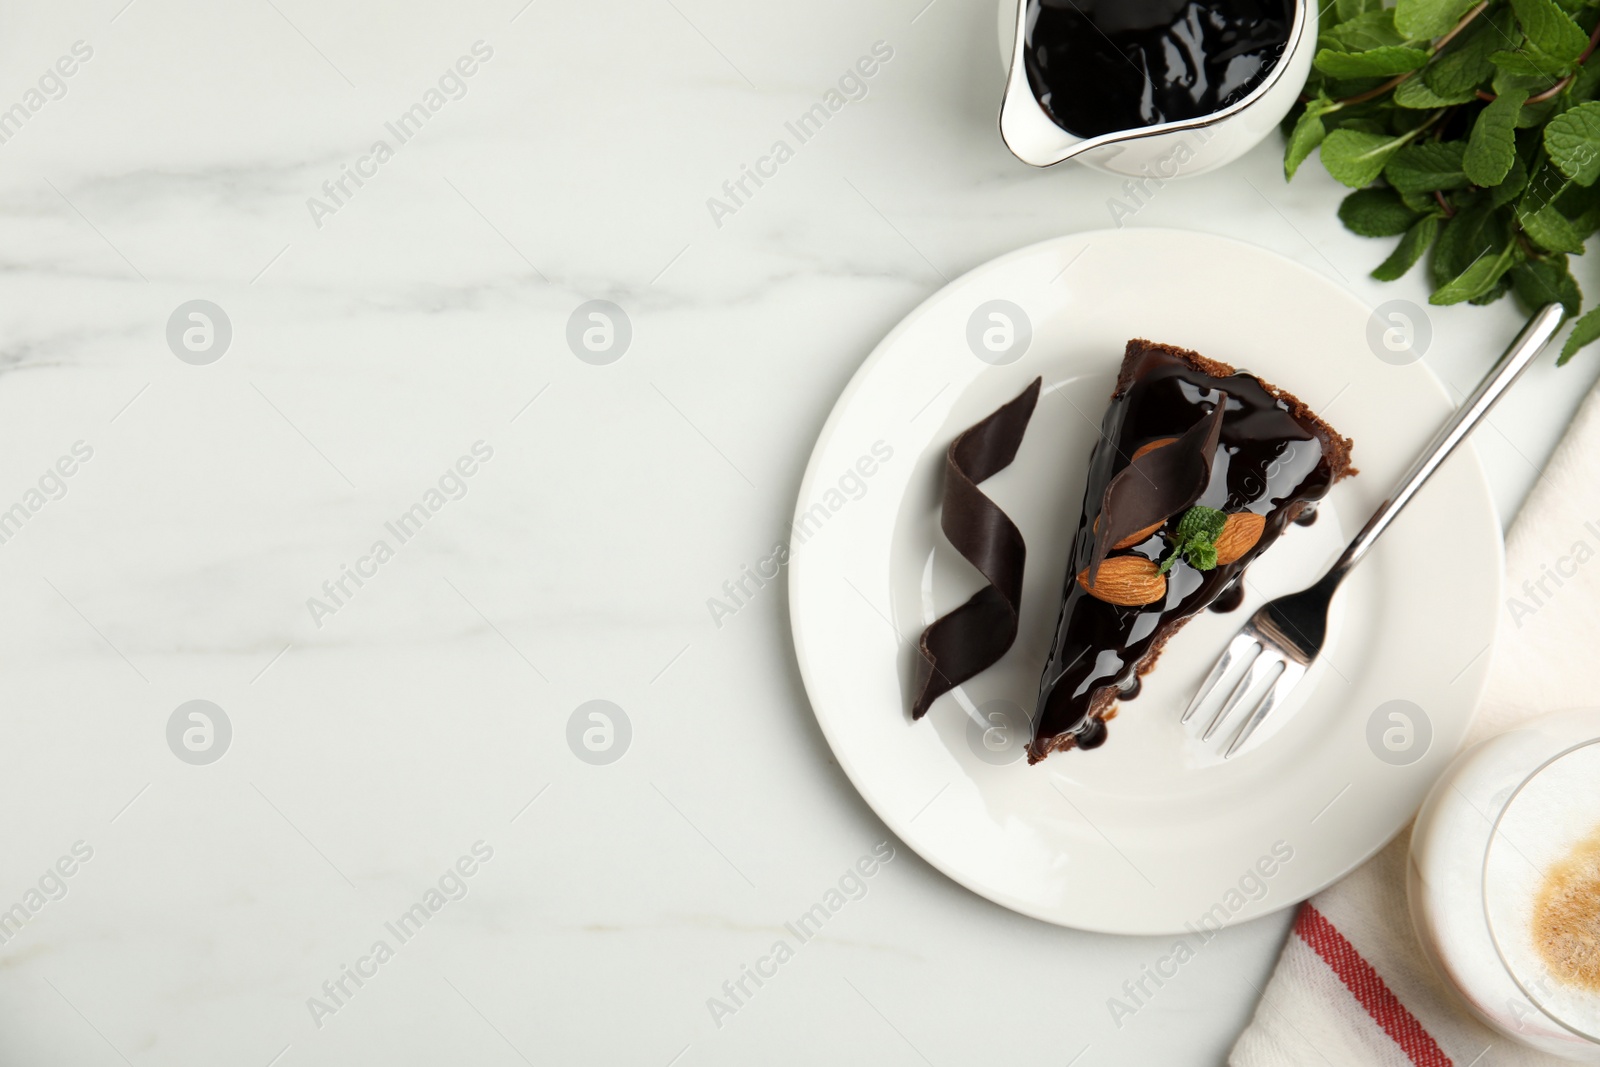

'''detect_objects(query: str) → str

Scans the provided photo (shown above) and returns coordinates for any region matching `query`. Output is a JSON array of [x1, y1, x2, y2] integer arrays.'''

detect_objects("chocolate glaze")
[[1023, 0, 1294, 140], [1029, 342, 1342, 761]]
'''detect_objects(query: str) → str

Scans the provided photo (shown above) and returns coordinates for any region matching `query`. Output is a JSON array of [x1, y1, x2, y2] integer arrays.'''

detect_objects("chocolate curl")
[[910, 378, 1041, 720], [1086, 394, 1228, 585]]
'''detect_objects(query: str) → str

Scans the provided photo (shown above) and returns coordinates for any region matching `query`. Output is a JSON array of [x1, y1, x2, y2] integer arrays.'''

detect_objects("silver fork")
[[1181, 303, 1566, 758]]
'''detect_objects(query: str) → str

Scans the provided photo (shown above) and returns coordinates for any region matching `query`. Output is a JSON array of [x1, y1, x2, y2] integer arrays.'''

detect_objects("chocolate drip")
[[1209, 583, 1246, 613], [910, 379, 1042, 719]]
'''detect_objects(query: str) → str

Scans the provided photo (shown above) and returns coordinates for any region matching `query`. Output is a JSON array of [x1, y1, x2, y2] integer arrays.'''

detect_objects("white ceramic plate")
[[789, 228, 1503, 935]]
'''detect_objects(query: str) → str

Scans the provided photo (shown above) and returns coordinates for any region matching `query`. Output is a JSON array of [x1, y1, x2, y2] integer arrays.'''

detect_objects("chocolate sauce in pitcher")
[[1024, 0, 1294, 139]]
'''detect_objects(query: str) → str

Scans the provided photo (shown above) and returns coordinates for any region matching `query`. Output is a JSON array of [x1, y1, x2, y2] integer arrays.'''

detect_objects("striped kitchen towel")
[[1229, 376, 1600, 1066]]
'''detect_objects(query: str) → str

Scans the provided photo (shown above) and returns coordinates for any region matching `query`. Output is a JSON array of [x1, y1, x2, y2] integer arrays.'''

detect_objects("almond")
[[1077, 556, 1167, 607], [1132, 437, 1178, 461], [1093, 514, 1166, 549], [1214, 512, 1266, 566]]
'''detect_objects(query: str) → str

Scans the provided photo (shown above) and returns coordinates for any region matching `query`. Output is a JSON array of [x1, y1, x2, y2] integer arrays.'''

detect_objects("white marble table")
[[2, 2, 1596, 1064]]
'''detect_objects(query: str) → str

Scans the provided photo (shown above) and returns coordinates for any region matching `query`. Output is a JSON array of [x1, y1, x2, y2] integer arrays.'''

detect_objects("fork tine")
[[1201, 643, 1267, 741], [1180, 632, 1256, 724], [1223, 660, 1304, 759]]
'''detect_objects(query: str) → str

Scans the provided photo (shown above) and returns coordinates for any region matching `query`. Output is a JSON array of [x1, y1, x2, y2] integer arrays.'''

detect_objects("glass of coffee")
[[1410, 709, 1600, 1060]]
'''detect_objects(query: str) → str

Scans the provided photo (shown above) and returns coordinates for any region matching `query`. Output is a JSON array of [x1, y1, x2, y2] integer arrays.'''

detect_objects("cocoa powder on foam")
[[1534, 821, 1600, 993]]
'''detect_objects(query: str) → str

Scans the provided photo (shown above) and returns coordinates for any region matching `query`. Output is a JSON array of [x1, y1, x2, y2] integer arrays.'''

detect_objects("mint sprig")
[[1157, 506, 1228, 575], [1286, 0, 1600, 362]]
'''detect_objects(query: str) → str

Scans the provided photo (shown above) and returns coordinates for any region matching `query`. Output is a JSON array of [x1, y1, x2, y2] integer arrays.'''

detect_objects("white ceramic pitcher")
[[996, 0, 1315, 177]]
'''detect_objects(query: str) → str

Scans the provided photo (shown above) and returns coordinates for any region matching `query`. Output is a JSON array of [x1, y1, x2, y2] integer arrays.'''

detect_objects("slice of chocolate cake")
[[1029, 339, 1354, 762]]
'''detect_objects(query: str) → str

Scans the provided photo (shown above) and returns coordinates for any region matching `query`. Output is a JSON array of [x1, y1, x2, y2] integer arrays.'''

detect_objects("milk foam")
[[1485, 743, 1600, 1038]]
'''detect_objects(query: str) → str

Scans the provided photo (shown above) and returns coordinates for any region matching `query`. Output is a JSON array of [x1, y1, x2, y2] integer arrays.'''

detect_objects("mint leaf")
[[1489, 47, 1574, 78], [1490, 154, 1532, 209], [1560, 303, 1600, 363], [1315, 46, 1430, 79], [1511, 0, 1590, 63], [1469, 277, 1514, 307], [1175, 505, 1227, 544], [1521, 163, 1572, 215], [1324, 9, 1405, 51], [1431, 242, 1517, 304], [1545, 102, 1600, 184], [1287, 0, 1600, 365], [1335, 0, 1382, 21], [1386, 141, 1471, 193], [1511, 256, 1581, 318], [1520, 93, 1565, 129], [1158, 506, 1229, 575], [1182, 540, 1219, 571], [1285, 104, 1333, 180], [1521, 203, 1587, 251], [1396, 0, 1479, 38], [1564, 190, 1600, 235], [1465, 83, 1531, 186], [1432, 203, 1503, 289], [1321, 129, 1407, 187], [1394, 77, 1477, 107], [1426, 9, 1513, 98], [1373, 215, 1442, 281], [1340, 187, 1422, 236], [1572, 46, 1600, 98], [1551, 177, 1600, 225], [1399, 187, 1442, 213]]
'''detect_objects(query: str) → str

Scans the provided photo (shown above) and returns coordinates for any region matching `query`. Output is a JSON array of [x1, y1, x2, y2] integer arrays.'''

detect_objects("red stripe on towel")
[[1294, 904, 1453, 1067]]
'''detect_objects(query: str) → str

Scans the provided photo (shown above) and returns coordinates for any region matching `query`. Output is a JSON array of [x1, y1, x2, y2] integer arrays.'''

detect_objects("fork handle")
[[1328, 303, 1566, 581]]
